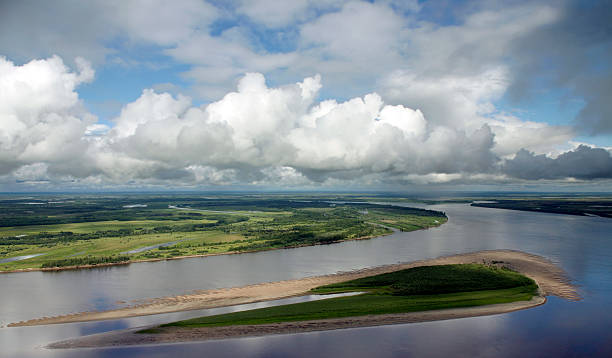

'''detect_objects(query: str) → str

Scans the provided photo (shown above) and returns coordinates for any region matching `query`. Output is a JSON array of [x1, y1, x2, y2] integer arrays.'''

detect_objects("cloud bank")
[[1, 56, 611, 189], [2, 0, 610, 136]]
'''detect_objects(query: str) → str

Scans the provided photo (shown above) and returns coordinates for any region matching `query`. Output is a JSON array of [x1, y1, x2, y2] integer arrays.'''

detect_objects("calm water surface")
[[1, 204, 611, 357]]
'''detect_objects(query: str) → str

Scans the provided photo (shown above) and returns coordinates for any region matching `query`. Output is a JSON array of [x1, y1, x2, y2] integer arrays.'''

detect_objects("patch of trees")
[[231, 221, 387, 252], [0, 203, 208, 227], [41, 255, 130, 268]]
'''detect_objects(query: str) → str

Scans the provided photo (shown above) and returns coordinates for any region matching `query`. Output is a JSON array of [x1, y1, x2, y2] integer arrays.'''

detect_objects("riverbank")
[[0, 231, 395, 274], [11, 249, 578, 329]]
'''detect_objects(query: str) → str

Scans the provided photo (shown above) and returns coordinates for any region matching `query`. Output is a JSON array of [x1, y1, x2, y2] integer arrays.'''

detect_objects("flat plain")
[[0, 194, 446, 271]]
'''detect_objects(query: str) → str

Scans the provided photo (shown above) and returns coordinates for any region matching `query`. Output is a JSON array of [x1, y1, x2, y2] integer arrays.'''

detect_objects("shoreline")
[[0, 227, 404, 274], [0, 234, 392, 275], [48, 295, 547, 349], [10, 249, 578, 328]]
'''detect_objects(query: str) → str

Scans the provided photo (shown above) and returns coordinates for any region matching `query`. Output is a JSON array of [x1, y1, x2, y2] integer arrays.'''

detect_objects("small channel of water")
[[0, 253, 48, 264], [121, 240, 184, 254]]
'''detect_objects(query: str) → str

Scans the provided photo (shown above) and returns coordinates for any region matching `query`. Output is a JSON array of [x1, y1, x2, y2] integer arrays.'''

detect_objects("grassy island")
[[146, 264, 537, 331]]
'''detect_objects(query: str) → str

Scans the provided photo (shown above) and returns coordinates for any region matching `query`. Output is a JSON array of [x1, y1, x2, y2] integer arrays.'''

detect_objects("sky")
[[0, 0, 611, 192]]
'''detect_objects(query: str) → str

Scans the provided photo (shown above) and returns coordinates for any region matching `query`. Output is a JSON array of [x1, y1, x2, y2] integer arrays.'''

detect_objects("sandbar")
[[12, 249, 578, 329], [42, 249, 579, 348]]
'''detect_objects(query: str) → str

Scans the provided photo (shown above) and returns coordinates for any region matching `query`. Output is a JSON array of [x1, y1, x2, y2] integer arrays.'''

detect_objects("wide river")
[[1, 203, 611, 357]]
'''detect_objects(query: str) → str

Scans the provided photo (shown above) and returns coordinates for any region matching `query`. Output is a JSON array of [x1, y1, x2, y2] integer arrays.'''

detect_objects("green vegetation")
[[311, 263, 535, 295], [155, 264, 537, 329], [0, 195, 446, 271], [471, 198, 612, 218], [41, 255, 130, 268]]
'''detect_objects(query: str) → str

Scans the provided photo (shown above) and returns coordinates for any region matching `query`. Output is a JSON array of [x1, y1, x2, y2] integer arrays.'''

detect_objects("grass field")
[[153, 264, 537, 329], [0, 195, 447, 271]]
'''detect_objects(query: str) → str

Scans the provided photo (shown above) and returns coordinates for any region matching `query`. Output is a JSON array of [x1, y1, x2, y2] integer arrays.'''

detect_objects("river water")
[[1, 203, 611, 357]]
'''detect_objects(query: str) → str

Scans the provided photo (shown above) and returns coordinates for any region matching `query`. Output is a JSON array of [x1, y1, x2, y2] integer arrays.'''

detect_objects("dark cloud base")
[[503, 145, 612, 180]]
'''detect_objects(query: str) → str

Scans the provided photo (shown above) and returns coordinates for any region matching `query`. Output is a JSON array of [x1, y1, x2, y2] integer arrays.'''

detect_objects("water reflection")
[[72, 298, 610, 358], [1, 293, 360, 358], [1, 204, 611, 357]]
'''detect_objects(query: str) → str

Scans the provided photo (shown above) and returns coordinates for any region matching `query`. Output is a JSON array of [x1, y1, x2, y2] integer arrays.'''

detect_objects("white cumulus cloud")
[[0, 56, 95, 175], [1, 56, 610, 189]]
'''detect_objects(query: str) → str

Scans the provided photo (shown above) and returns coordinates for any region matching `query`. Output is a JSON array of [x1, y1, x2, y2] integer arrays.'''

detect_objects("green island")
[[141, 264, 537, 331], [0, 195, 446, 271]]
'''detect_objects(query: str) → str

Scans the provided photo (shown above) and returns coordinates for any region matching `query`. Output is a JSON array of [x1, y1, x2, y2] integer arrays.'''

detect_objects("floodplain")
[[0, 195, 446, 272]]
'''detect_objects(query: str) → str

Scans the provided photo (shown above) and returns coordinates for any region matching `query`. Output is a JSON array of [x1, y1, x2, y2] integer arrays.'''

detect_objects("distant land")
[[471, 198, 612, 218]]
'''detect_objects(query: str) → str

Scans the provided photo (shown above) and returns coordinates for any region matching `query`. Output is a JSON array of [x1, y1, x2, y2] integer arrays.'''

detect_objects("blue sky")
[[0, 0, 611, 190], [78, 56, 192, 120]]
